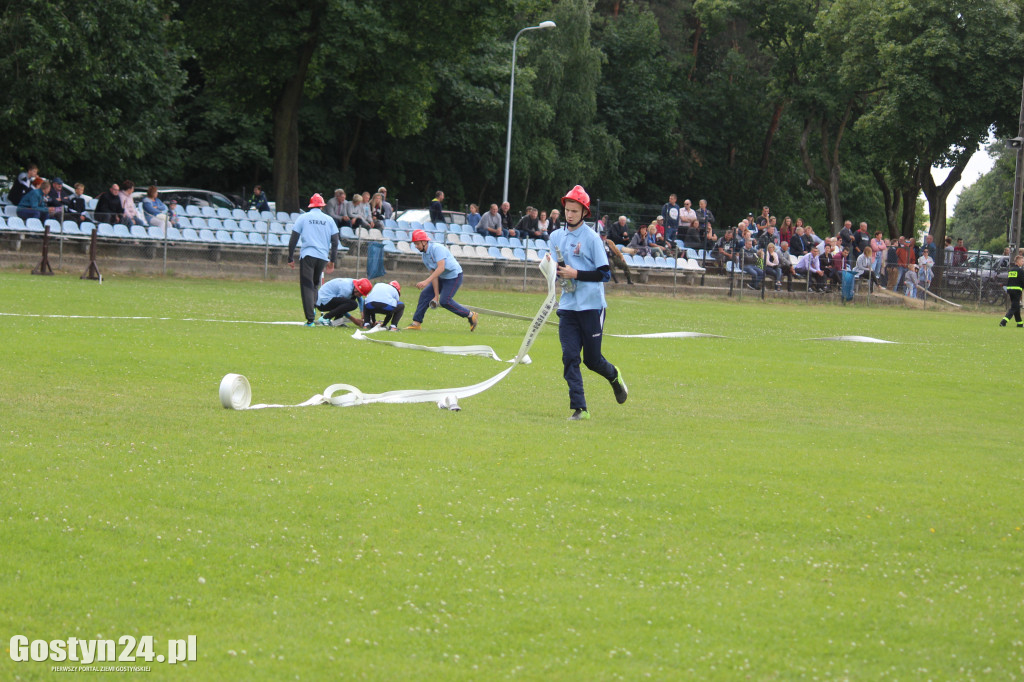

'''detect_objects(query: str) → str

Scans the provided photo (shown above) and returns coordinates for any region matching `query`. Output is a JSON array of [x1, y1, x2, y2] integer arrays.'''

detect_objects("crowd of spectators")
[[2, 165, 986, 301]]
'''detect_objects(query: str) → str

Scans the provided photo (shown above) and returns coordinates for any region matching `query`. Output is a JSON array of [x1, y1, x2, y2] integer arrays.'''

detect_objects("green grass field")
[[1, 271, 1022, 680]]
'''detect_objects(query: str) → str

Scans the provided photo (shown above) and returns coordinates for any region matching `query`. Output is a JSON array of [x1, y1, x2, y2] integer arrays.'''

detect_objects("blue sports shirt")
[[365, 282, 401, 307], [422, 242, 462, 279], [316, 278, 356, 306], [549, 223, 608, 311], [292, 208, 336, 261]]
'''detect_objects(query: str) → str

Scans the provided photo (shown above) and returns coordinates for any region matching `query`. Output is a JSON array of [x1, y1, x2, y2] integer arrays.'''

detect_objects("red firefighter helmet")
[[354, 278, 372, 297], [308, 193, 325, 208], [411, 229, 431, 243], [389, 280, 401, 294], [560, 185, 591, 217]]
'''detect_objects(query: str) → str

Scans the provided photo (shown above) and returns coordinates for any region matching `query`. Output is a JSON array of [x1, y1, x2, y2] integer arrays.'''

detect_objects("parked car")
[[130, 187, 240, 211], [395, 208, 467, 225]]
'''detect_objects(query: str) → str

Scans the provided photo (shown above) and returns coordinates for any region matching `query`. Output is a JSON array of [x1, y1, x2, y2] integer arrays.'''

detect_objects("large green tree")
[[0, 0, 187, 187]]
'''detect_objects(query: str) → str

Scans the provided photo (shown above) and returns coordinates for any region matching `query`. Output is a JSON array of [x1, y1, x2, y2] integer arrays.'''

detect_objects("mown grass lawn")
[[1, 271, 1021, 680]]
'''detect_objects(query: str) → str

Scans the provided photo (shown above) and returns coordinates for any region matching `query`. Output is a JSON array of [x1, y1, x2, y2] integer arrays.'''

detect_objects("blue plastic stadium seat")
[[185, 205, 202, 217], [112, 224, 131, 239], [166, 227, 183, 241], [496, 236, 510, 248], [513, 248, 526, 261], [130, 225, 149, 240], [232, 231, 248, 245], [215, 207, 232, 219], [484, 235, 498, 247], [199, 229, 217, 242], [61, 221, 81, 237], [384, 218, 399, 229], [382, 239, 398, 254], [207, 218, 223, 230], [25, 218, 44, 232], [190, 217, 207, 229], [215, 229, 233, 243], [488, 246, 505, 259], [248, 232, 265, 246], [181, 228, 200, 241]]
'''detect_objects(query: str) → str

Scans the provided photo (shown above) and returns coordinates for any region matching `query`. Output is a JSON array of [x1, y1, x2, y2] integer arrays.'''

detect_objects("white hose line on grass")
[[808, 336, 897, 344], [351, 328, 531, 364], [221, 257, 558, 410]]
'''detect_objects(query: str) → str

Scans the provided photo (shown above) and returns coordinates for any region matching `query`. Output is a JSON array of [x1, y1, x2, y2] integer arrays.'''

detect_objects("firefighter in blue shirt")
[[288, 193, 340, 326], [315, 277, 371, 327], [1000, 252, 1024, 327], [406, 229, 478, 331], [363, 281, 405, 330], [548, 185, 628, 421]]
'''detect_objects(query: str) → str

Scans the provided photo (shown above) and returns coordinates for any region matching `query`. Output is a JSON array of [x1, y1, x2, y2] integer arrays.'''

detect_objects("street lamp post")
[[502, 20, 556, 205]]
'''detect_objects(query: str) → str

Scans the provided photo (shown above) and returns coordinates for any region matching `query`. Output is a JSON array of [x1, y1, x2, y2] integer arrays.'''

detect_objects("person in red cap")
[[406, 229, 478, 331], [315, 277, 370, 327], [548, 185, 628, 421], [288, 193, 340, 326]]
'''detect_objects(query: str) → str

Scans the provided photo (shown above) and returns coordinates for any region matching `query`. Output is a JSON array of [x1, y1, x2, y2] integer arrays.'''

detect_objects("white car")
[[396, 208, 467, 225]]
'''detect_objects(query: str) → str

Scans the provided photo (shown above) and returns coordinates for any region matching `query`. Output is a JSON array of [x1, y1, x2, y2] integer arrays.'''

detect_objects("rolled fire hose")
[[221, 257, 557, 410]]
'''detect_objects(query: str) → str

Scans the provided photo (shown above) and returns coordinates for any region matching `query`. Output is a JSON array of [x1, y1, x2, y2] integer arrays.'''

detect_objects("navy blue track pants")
[[557, 308, 617, 410]]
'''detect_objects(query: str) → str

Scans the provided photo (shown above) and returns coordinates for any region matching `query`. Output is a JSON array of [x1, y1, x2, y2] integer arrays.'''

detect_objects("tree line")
[[2, 0, 1023, 263]]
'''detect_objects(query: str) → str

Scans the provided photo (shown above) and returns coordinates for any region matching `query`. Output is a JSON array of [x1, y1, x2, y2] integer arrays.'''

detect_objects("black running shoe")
[[568, 408, 590, 421], [610, 368, 628, 404]]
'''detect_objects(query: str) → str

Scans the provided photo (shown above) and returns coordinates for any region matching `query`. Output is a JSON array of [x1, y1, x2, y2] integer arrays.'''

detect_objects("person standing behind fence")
[[895, 236, 916, 291], [288, 193, 339, 327], [549, 185, 627, 421], [1000, 252, 1024, 327]]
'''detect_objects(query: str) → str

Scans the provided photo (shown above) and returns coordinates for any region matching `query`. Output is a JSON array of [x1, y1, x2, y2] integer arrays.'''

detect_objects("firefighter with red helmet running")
[[548, 185, 628, 421], [406, 229, 478, 331]]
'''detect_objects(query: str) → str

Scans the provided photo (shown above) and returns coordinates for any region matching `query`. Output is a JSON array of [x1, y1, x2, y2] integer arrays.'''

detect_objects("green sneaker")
[[610, 368, 628, 404], [568, 409, 590, 421]]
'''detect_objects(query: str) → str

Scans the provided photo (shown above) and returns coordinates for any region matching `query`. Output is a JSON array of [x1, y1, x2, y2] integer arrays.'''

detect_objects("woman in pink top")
[[870, 231, 886, 279], [119, 180, 144, 226]]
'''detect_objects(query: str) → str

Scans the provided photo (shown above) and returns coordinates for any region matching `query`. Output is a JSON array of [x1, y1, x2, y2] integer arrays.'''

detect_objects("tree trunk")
[[921, 156, 970, 266], [688, 20, 703, 82], [800, 110, 848, 234], [342, 117, 363, 174], [271, 22, 321, 214], [899, 187, 917, 239], [871, 168, 901, 239], [757, 101, 785, 196]]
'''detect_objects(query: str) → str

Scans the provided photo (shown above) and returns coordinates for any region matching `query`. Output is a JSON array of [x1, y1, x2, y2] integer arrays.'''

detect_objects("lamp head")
[[538, 20, 556, 29]]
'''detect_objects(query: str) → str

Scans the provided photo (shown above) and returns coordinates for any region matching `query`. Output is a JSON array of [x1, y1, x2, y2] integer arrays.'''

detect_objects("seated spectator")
[[16, 179, 52, 221], [740, 238, 764, 290], [853, 246, 885, 288], [370, 192, 387, 229], [684, 218, 702, 247], [142, 186, 171, 230], [763, 242, 783, 290], [327, 189, 351, 230], [757, 223, 779, 250], [467, 204, 481, 230], [820, 242, 836, 286], [46, 178, 71, 220], [348, 193, 371, 229], [248, 185, 270, 212], [94, 183, 125, 225], [7, 164, 38, 205], [377, 186, 393, 219], [650, 222, 670, 254], [794, 246, 826, 291], [624, 223, 654, 257], [789, 226, 808, 258], [515, 206, 544, 240], [66, 182, 88, 224], [549, 208, 562, 233], [536, 210, 550, 238], [805, 225, 824, 249], [608, 215, 631, 247], [829, 245, 851, 289], [477, 203, 503, 238], [714, 228, 736, 266], [498, 201, 513, 234], [120, 181, 144, 226], [166, 199, 181, 228]]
